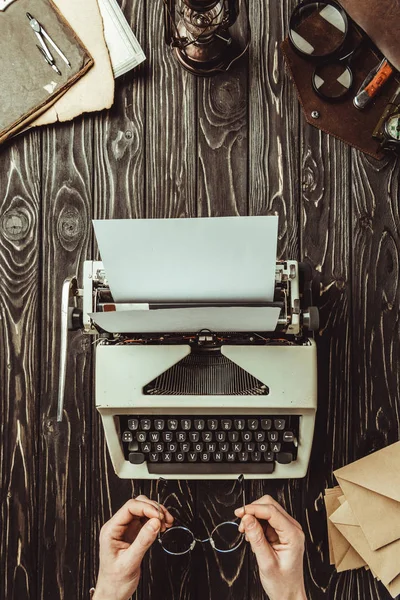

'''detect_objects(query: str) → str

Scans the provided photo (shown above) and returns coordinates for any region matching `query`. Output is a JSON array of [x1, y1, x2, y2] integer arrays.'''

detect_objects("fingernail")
[[235, 507, 245, 516], [147, 519, 160, 533]]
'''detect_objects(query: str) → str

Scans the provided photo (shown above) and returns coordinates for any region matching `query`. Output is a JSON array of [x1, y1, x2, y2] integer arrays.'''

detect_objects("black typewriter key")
[[155, 443, 164, 452], [181, 419, 191, 430], [177, 432, 187, 442], [128, 441, 139, 452], [228, 431, 239, 442], [274, 419, 286, 431], [202, 432, 213, 442], [141, 442, 151, 453], [162, 452, 172, 462], [194, 442, 203, 452], [175, 452, 185, 462], [180, 442, 190, 452], [245, 442, 255, 452], [128, 419, 139, 431], [154, 419, 165, 431], [162, 432, 173, 442], [214, 452, 223, 462], [188, 452, 198, 462], [221, 419, 232, 430], [168, 419, 178, 431], [216, 431, 226, 442], [129, 452, 145, 464], [264, 451, 274, 462], [242, 431, 252, 442], [206, 442, 216, 452], [268, 431, 279, 442], [194, 419, 205, 431], [140, 419, 152, 431], [239, 452, 249, 462], [258, 442, 268, 452], [254, 431, 265, 442], [122, 431, 133, 443], [252, 451, 262, 462], [232, 442, 242, 452], [283, 431, 295, 442], [168, 442, 178, 452], [189, 432, 200, 443], [276, 452, 293, 464], [261, 419, 272, 430], [207, 419, 218, 430], [219, 442, 229, 452], [149, 452, 159, 462], [247, 419, 259, 430], [201, 453, 210, 462], [149, 432, 160, 442], [227, 452, 236, 462], [137, 432, 147, 442], [271, 442, 281, 453], [234, 419, 245, 430]]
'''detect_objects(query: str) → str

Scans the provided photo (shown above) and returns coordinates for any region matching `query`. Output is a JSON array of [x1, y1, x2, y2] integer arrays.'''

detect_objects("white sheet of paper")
[[90, 306, 281, 333], [93, 216, 279, 303]]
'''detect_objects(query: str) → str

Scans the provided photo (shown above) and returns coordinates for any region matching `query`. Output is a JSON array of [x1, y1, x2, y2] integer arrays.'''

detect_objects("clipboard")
[[0, 0, 93, 144]]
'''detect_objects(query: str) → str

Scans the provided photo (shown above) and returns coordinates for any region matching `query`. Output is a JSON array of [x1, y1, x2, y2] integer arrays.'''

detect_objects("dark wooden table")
[[1, 2, 399, 599]]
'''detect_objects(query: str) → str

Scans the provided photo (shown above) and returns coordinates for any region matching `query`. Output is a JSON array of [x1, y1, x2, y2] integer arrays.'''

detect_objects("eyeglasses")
[[288, 0, 365, 102], [156, 475, 245, 556]]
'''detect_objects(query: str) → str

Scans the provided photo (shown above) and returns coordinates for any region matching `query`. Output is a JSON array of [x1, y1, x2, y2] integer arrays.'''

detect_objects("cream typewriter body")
[[59, 217, 319, 480]]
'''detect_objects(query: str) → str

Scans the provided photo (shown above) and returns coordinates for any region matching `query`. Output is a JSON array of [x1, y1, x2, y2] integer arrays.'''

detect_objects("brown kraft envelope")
[[334, 441, 400, 551], [281, 13, 400, 159], [0, 0, 94, 144]]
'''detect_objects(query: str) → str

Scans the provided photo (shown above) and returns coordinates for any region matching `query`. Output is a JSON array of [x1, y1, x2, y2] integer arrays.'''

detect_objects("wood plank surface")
[[0, 0, 399, 599], [0, 133, 41, 600], [38, 119, 94, 600]]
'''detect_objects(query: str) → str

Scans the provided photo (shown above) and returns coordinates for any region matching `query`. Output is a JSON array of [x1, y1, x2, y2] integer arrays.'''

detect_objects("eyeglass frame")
[[156, 474, 246, 556]]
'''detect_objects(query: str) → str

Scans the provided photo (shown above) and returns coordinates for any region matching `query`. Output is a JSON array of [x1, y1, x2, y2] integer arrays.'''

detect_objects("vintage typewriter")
[[59, 217, 319, 480]]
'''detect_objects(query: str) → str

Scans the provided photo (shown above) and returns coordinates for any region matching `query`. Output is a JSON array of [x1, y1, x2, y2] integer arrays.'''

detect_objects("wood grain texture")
[[0, 0, 399, 598], [38, 119, 94, 600], [0, 133, 41, 600], [299, 125, 352, 600]]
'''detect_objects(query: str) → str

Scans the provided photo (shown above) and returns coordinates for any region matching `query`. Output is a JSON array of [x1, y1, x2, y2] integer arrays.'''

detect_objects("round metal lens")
[[210, 521, 244, 553], [159, 526, 195, 556], [313, 61, 353, 100], [289, 1, 348, 59]]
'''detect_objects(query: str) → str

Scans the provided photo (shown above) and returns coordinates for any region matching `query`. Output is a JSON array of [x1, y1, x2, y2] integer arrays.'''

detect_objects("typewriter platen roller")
[[58, 217, 319, 480]]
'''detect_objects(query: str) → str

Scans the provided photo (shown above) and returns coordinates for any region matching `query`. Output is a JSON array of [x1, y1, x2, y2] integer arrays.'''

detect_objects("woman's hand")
[[235, 495, 307, 600], [93, 495, 174, 600]]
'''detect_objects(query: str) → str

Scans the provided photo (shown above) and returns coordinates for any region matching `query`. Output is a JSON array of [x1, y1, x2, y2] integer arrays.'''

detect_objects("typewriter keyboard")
[[119, 415, 299, 475]]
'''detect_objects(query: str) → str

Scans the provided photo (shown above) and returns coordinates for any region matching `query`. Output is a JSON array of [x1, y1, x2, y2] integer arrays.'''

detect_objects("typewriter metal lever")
[[57, 276, 83, 422]]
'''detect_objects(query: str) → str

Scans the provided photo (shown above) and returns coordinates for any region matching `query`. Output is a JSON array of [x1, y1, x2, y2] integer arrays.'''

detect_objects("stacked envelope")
[[324, 442, 400, 598]]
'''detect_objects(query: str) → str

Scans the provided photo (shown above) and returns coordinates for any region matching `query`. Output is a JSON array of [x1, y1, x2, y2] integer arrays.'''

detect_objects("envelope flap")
[[329, 500, 359, 526], [334, 442, 400, 502]]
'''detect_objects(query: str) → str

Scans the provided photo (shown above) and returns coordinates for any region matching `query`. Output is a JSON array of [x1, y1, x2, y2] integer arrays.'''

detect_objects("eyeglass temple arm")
[[157, 477, 168, 541], [237, 474, 246, 514]]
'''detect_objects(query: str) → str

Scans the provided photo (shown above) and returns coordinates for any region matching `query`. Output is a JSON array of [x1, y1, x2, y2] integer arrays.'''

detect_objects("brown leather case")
[[282, 10, 400, 159], [339, 0, 400, 73], [0, 0, 93, 144]]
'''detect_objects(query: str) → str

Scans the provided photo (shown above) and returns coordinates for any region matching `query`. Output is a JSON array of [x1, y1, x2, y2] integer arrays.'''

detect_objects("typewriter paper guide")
[[93, 216, 279, 303]]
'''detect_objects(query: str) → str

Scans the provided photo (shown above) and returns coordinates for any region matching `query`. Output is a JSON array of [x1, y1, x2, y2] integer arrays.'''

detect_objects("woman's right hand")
[[235, 495, 307, 600]]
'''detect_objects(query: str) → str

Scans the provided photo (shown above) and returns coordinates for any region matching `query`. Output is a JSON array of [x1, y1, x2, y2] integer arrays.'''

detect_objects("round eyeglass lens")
[[290, 2, 347, 58], [210, 521, 244, 553], [313, 61, 352, 99], [159, 526, 195, 555]]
